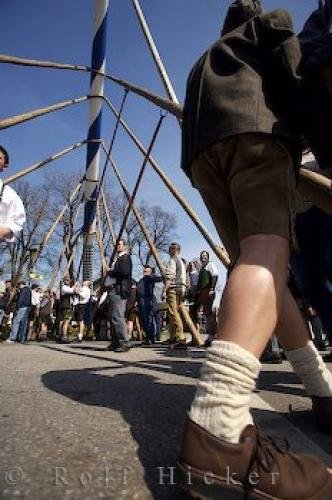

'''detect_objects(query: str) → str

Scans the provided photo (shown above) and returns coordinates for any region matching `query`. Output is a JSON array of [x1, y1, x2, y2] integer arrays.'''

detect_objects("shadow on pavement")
[[40, 345, 332, 469], [40, 344, 310, 396], [42, 369, 194, 499], [40, 344, 202, 379], [41, 369, 307, 499], [68, 345, 109, 352], [258, 370, 307, 397]]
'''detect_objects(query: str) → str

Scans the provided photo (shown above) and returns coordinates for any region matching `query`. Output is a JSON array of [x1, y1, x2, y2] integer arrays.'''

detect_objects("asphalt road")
[[0, 341, 331, 499]]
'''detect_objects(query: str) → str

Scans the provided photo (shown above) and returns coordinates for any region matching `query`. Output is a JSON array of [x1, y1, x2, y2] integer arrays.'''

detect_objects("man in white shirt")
[[75, 281, 91, 342], [58, 276, 76, 343], [28, 284, 42, 340], [165, 242, 187, 347], [0, 145, 26, 243]]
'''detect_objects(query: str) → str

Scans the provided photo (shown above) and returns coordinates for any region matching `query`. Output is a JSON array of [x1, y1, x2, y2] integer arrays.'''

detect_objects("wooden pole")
[[48, 204, 82, 290], [100, 187, 116, 245], [101, 144, 165, 275], [4, 141, 87, 185], [297, 168, 332, 216], [0, 96, 88, 130], [108, 113, 165, 268]]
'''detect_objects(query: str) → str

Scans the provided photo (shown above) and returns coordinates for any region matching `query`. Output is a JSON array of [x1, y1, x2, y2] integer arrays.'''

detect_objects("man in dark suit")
[[178, 2, 332, 499], [106, 239, 132, 352], [137, 265, 163, 345]]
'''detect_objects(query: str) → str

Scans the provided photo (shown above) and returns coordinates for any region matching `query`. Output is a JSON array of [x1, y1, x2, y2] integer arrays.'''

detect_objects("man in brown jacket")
[[178, 2, 332, 499]]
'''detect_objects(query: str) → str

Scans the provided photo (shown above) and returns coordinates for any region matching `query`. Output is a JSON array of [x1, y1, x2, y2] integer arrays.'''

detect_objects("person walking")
[[125, 279, 139, 341], [186, 261, 199, 325], [0, 280, 11, 331], [6, 282, 31, 343], [106, 239, 132, 353], [137, 266, 163, 344], [165, 243, 187, 348], [74, 281, 91, 342], [195, 250, 219, 342], [58, 276, 76, 343], [178, 2, 332, 498], [38, 290, 54, 341], [28, 284, 41, 340]]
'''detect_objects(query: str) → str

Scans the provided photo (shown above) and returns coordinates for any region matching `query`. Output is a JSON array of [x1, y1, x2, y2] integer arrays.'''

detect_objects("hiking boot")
[[162, 338, 176, 345], [170, 340, 188, 350], [314, 340, 329, 351], [71, 337, 83, 344], [107, 343, 118, 351], [187, 340, 204, 348], [177, 419, 332, 499], [312, 396, 332, 435], [323, 351, 332, 362], [59, 337, 70, 344], [260, 352, 283, 364], [114, 344, 130, 353]]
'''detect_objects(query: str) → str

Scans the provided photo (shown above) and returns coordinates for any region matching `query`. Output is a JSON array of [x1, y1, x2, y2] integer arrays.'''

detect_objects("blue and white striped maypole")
[[82, 0, 109, 280]]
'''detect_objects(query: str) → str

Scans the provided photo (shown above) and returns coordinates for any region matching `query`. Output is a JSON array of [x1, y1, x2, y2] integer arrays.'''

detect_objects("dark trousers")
[[153, 308, 162, 341], [292, 207, 332, 343], [138, 298, 157, 342], [108, 291, 129, 347]]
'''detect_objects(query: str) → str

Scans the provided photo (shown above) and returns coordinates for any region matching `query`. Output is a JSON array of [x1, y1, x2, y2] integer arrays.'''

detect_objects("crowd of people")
[[0, 240, 222, 351], [0, 239, 330, 361]]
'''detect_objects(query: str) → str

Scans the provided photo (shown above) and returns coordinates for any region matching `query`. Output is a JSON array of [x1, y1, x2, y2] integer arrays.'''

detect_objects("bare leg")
[[274, 288, 309, 350], [127, 320, 134, 340], [217, 234, 289, 357], [62, 320, 69, 339], [40, 322, 48, 340], [28, 321, 34, 341], [78, 321, 84, 341], [274, 287, 332, 400], [190, 234, 289, 442], [135, 316, 142, 341]]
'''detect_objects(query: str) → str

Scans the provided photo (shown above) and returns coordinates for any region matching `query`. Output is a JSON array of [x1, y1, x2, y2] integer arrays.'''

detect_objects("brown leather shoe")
[[177, 419, 332, 499], [170, 341, 188, 350], [312, 396, 332, 435]]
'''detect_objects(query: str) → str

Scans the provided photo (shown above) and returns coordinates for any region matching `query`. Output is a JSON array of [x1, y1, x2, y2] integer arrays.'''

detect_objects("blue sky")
[[0, 0, 318, 289]]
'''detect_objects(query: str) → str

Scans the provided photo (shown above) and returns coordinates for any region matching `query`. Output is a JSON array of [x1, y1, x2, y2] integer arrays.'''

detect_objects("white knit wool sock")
[[286, 340, 332, 397], [189, 340, 261, 443]]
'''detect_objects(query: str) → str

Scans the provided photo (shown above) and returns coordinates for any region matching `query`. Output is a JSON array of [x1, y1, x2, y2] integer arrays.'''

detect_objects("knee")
[[239, 234, 289, 267]]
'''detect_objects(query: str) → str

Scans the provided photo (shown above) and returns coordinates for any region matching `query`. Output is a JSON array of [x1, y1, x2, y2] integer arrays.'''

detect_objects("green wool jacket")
[[181, 9, 303, 179]]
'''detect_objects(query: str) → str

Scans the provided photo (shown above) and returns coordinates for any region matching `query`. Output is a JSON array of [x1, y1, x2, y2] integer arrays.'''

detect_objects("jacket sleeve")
[[1, 187, 26, 242], [153, 275, 164, 284], [260, 10, 301, 80], [258, 10, 302, 132], [299, 8, 332, 73]]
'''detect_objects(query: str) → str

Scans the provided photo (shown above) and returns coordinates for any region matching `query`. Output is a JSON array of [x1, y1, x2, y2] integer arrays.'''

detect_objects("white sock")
[[189, 340, 261, 443], [286, 341, 332, 397]]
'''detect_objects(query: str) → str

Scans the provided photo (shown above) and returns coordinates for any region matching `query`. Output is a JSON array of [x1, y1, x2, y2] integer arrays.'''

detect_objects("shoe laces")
[[244, 426, 289, 495]]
